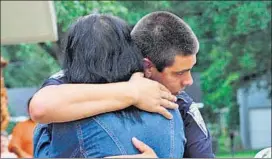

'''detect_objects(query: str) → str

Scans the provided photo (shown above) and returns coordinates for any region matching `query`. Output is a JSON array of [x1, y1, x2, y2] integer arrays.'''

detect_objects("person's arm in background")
[[9, 147, 32, 158], [29, 72, 178, 124], [177, 92, 215, 158], [8, 122, 32, 158]]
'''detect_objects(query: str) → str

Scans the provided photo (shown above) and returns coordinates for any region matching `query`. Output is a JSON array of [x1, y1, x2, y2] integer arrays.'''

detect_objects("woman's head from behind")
[[63, 14, 143, 84]]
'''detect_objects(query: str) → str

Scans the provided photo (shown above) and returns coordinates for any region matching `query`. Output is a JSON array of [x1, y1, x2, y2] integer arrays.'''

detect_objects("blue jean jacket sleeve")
[[32, 71, 66, 157], [33, 124, 51, 158]]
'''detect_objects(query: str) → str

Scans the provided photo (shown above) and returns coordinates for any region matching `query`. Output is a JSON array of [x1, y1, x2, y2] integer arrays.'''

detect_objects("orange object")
[[1, 56, 9, 132], [8, 119, 37, 158]]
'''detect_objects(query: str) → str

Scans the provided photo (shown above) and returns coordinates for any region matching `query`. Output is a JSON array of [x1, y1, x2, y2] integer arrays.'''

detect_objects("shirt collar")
[[176, 91, 193, 104]]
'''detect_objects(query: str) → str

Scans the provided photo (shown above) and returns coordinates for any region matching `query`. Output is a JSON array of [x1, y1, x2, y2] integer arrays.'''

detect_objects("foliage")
[[1, 1, 271, 130], [1, 45, 59, 88], [1, 1, 172, 88], [216, 149, 260, 158], [168, 1, 271, 129]]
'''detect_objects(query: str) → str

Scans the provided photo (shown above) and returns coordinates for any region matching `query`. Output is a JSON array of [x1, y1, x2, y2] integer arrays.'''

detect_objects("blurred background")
[[1, 1, 271, 158]]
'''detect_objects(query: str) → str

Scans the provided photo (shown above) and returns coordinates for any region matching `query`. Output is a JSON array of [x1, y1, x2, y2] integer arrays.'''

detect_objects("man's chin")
[[171, 87, 185, 95], [174, 89, 184, 95], [172, 91, 180, 96]]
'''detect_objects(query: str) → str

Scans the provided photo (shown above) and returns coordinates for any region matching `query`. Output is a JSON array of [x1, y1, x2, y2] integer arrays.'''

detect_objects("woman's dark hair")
[[62, 14, 144, 122]]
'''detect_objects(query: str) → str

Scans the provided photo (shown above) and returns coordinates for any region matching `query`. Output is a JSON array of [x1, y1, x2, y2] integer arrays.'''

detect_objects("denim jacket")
[[32, 71, 214, 158], [33, 75, 186, 158], [34, 109, 185, 158]]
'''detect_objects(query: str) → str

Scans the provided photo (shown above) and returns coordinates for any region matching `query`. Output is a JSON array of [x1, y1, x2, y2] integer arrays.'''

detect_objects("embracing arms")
[[29, 73, 178, 124]]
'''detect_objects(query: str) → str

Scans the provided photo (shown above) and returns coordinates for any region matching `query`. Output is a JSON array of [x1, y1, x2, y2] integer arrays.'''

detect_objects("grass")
[[215, 133, 261, 158], [216, 149, 260, 158]]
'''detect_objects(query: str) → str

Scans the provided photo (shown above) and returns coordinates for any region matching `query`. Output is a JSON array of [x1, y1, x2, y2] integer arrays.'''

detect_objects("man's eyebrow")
[[176, 68, 191, 74], [175, 61, 196, 74]]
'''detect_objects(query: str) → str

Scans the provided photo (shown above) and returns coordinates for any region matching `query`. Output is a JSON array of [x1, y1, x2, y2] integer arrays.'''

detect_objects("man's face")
[[147, 54, 196, 95]]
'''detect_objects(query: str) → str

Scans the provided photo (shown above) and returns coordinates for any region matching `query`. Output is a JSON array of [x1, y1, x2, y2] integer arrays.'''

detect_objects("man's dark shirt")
[[31, 71, 215, 158], [177, 92, 215, 158]]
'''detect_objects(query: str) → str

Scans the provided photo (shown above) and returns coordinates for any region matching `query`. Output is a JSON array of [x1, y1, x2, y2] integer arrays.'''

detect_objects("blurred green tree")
[[1, 1, 271, 130], [1, 1, 171, 87], [169, 1, 271, 129]]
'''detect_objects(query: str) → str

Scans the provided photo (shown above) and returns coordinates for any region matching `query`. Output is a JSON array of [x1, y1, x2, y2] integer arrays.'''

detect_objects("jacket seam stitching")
[[93, 117, 127, 155], [169, 116, 175, 158], [75, 122, 88, 157], [70, 147, 80, 158]]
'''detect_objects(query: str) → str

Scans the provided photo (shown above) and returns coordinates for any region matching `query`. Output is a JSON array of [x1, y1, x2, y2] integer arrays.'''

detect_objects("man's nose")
[[182, 73, 193, 86]]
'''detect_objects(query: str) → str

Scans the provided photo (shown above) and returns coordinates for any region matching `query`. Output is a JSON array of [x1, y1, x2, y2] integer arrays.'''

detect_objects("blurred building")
[[185, 72, 204, 108], [1, 1, 58, 45], [1, 1, 58, 122], [237, 73, 271, 149], [7, 88, 38, 118]]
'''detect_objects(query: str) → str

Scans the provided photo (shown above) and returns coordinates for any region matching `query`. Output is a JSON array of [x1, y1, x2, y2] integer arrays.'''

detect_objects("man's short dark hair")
[[131, 11, 199, 72]]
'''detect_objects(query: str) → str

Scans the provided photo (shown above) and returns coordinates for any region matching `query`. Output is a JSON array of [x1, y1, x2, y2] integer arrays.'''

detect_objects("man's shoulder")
[[49, 70, 65, 79], [41, 70, 67, 88], [176, 91, 193, 103]]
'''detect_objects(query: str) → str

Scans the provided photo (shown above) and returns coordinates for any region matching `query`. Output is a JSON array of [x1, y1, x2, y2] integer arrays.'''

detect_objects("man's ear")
[[143, 58, 154, 78]]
